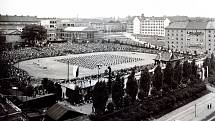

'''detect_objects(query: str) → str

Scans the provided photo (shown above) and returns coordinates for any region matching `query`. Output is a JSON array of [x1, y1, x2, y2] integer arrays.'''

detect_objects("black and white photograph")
[[0, 0, 215, 121]]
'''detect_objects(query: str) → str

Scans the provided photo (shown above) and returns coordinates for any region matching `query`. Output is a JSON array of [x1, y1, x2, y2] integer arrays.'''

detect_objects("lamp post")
[[96, 64, 102, 82]]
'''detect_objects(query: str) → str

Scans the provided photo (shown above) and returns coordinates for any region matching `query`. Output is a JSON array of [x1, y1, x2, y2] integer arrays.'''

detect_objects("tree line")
[[90, 59, 205, 120]]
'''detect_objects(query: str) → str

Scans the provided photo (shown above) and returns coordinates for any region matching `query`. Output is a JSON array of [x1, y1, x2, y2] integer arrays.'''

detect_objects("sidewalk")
[[154, 84, 215, 121]]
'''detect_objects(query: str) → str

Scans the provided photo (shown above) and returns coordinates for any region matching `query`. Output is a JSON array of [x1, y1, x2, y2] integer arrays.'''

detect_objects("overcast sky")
[[1, 0, 215, 18]]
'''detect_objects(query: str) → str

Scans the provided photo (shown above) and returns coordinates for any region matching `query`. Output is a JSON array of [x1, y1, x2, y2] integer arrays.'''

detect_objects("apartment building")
[[165, 20, 215, 54], [127, 14, 170, 37], [40, 18, 57, 41]]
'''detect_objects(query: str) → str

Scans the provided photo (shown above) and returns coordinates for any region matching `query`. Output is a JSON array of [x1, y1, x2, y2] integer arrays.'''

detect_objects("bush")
[[93, 82, 206, 121]]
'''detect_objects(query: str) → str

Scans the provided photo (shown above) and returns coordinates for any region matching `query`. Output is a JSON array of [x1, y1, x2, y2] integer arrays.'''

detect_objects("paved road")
[[154, 84, 215, 121]]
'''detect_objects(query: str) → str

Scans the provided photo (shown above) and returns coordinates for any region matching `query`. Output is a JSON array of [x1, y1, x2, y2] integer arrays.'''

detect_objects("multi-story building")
[[0, 15, 39, 32], [56, 27, 98, 43], [165, 20, 215, 54], [126, 14, 170, 37], [57, 19, 75, 29], [40, 18, 57, 41], [89, 22, 104, 31], [0, 15, 39, 48], [104, 21, 126, 32]]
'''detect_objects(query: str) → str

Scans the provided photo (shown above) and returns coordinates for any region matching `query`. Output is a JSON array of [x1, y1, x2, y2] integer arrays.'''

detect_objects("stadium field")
[[14, 51, 156, 80]]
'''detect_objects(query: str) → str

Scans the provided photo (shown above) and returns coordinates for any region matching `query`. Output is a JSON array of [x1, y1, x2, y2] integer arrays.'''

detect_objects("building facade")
[[127, 14, 170, 37], [89, 22, 104, 31], [57, 27, 98, 43], [0, 15, 39, 48], [165, 21, 215, 54], [0, 15, 39, 32], [40, 18, 58, 41]]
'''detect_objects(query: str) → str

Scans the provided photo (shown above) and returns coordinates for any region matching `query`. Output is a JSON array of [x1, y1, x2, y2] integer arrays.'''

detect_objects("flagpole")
[[67, 60, 69, 81]]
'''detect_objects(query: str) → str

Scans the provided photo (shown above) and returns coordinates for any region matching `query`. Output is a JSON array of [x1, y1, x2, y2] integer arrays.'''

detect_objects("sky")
[[0, 0, 215, 18]]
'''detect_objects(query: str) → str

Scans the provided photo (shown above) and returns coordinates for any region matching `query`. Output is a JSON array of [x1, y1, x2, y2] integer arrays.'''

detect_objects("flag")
[[76, 66, 79, 77], [73, 65, 79, 77]]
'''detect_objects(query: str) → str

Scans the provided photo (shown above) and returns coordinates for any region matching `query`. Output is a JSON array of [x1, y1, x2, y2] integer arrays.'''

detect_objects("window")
[[209, 34, 211, 37], [181, 38, 183, 40], [209, 30, 211, 33]]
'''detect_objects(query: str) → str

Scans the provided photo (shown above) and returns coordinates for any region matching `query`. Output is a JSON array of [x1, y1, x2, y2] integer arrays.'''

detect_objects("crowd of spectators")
[[0, 41, 203, 100]]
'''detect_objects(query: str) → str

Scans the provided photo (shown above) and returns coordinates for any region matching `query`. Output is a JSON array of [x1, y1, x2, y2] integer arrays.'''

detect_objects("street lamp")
[[96, 64, 102, 82]]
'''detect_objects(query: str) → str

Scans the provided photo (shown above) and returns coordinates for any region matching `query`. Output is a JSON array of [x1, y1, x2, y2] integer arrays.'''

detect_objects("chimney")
[[141, 14, 144, 18]]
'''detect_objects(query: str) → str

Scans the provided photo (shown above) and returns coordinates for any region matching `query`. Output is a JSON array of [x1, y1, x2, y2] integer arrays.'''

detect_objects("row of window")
[[167, 33, 184, 36], [50, 21, 56, 24], [142, 23, 164, 25], [142, 32, 164, 35], [167, 33, 215, 38], [167, 29, 215, 34], [62, 24, 75, 27], [142, 26, 164, 28], [142, 29, 164, 31], [143, 20, 164, 23], [167, 30, 184, 33]]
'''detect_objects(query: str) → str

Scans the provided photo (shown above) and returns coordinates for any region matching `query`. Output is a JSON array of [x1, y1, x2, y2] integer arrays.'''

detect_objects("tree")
[[163, 62, 174, 91], [191, 59, 197, 77], [153, 65, 163, 91], [21, 24, 47, 46], [0, 31, 6, 51], [183, 60, 191, 82], [173, 61, 182, 89], [112, 75, 124, 109], [126, 69, 138, 102], [210, 54, 215, 73], [106, 102, 114, 113], [138, 67, 150, 100], [23, 85, 34, 96], [55, 83, 62, 101], [203, 57, 211, 77], [66, 88, 75, 105], [107, 66, 112, 94], [92, 81, 109, 115]]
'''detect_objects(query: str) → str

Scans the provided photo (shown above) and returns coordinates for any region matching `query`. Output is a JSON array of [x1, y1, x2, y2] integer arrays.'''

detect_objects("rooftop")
[[154, 52, 180, 62], [46, 103, 84, 121], [0, 15, 39, 22], [186, 21, 208, 30], [64, 27, 97, 32], [166, 21, 215, 30], [165, 21, 188, 29]]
